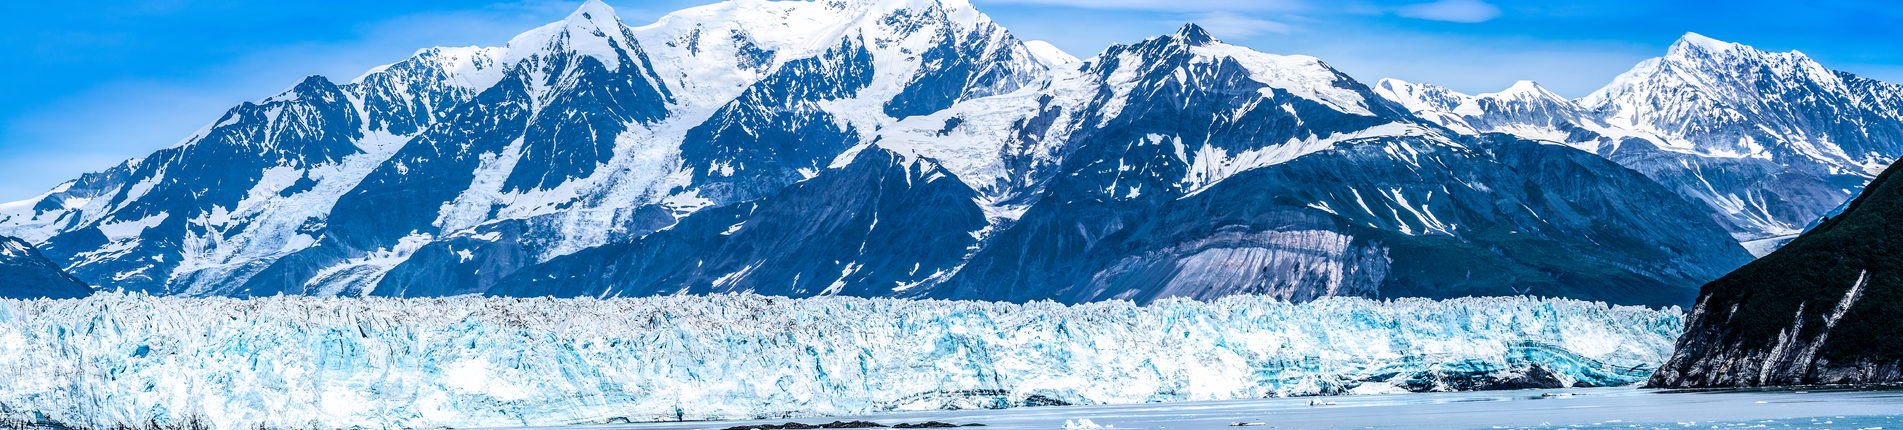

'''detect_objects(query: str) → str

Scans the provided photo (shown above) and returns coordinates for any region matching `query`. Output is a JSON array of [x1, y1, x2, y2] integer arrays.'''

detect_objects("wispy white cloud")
[[1394, 0, 1501, 23]]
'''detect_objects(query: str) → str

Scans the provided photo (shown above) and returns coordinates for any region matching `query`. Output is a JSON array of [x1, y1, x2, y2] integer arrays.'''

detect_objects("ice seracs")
[[0, 293, 1683, 429]]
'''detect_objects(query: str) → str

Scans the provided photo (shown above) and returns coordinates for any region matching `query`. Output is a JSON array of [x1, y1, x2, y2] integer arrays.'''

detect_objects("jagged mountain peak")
[[1660, 32, 1823, 67], [276, 75, 343, 100], [1373, 76, 1608, 147], [1576, 30, 1894, 176], [500, 0, 643, 72], [556, 0, 626, 35], [1174, 23, 1217, 46], [1127, 23, 1221, 49], [1091, 26, 1378, 119], [633, 0, 1028, 98], [1372, 78, 1467, 112], [1586, 33, 1840, 111], [1372, 31, 1903, 246], [572, 0, 617, 18], [1482, 80, 1563, 101], [837, 0, 977, 13], [350, 46, 506, 89], [1021, 40, 1077, 68], [642, 0, 989, 45], [1373, 77, 1434, 94], [1376, 79, 1570, 116], [1666, 31, 1739, 57], [553, 0, 631, 46], [344, 1, 650, 108]]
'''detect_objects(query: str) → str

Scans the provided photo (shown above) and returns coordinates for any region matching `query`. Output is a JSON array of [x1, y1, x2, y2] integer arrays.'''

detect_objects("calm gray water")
[[521, 386, 1903, 430]]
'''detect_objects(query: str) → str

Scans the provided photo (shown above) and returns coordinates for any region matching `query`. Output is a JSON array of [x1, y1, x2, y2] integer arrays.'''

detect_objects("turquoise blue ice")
[[0, 293, 1681, 429]]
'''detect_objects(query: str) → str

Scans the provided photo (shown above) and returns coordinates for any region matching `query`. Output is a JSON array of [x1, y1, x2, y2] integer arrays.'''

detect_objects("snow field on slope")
[[0, 293, 1680, 429]]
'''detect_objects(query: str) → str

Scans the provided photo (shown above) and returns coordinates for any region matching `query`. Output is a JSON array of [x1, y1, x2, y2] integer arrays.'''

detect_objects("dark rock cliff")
[[1649, 158, 1903, 387]]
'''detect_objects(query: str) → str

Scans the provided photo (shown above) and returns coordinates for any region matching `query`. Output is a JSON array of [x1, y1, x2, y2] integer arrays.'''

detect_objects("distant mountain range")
[[1378, 33, 1903, 254], [3, 0, 1897, 306]]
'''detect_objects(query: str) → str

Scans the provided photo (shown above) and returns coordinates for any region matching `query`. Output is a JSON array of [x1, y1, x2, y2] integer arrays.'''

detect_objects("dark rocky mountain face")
[[1650, 158, 1903, 388], [914, 30, 1745, 307], [0, 235, 89, 299], [681, 37, 876, 203], [936, 133, 1744, 307], [30, 76, 368, 294], [0, 1, 1794, 307], [494, 148, 988, 298], [471, 24, 1750, 307]]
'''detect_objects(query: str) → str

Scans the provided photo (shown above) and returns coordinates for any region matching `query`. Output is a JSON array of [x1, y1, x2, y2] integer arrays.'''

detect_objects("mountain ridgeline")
[[0, 236, 89, 299], [1377, 34, 1903, 255], [3, 0, 1896, 307]]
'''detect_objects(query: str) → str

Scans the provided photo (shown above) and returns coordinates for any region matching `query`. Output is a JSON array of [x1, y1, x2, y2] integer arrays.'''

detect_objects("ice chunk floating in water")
[[0, 294, 1681, 429]]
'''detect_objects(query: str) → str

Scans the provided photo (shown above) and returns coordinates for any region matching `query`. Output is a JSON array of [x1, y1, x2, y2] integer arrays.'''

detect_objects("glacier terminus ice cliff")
[[0, 294, 1679, 429]]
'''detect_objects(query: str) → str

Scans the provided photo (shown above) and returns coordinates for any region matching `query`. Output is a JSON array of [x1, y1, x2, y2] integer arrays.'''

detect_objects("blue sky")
[[0, 0, 1898, 201]]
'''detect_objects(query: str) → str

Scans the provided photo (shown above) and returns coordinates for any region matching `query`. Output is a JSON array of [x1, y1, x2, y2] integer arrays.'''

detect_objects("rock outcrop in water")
[[1649, 158, 1903, 388]]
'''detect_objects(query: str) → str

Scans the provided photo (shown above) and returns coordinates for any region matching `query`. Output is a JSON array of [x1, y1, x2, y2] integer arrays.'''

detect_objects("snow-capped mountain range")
[[1377, 33, 1903, 253], [3, 0, 1892, 306]]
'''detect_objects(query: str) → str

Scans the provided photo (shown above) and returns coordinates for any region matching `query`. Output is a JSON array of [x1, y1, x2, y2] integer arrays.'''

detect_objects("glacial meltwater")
[[547, 386, 1903, 430]]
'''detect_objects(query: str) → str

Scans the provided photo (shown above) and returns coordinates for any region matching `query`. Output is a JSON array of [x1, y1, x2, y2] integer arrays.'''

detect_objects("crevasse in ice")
[[0, 293, 1681, 429]]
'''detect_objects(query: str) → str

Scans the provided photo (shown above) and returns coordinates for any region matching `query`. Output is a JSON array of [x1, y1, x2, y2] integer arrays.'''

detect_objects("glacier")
[[0, 293, 1679, 429]]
